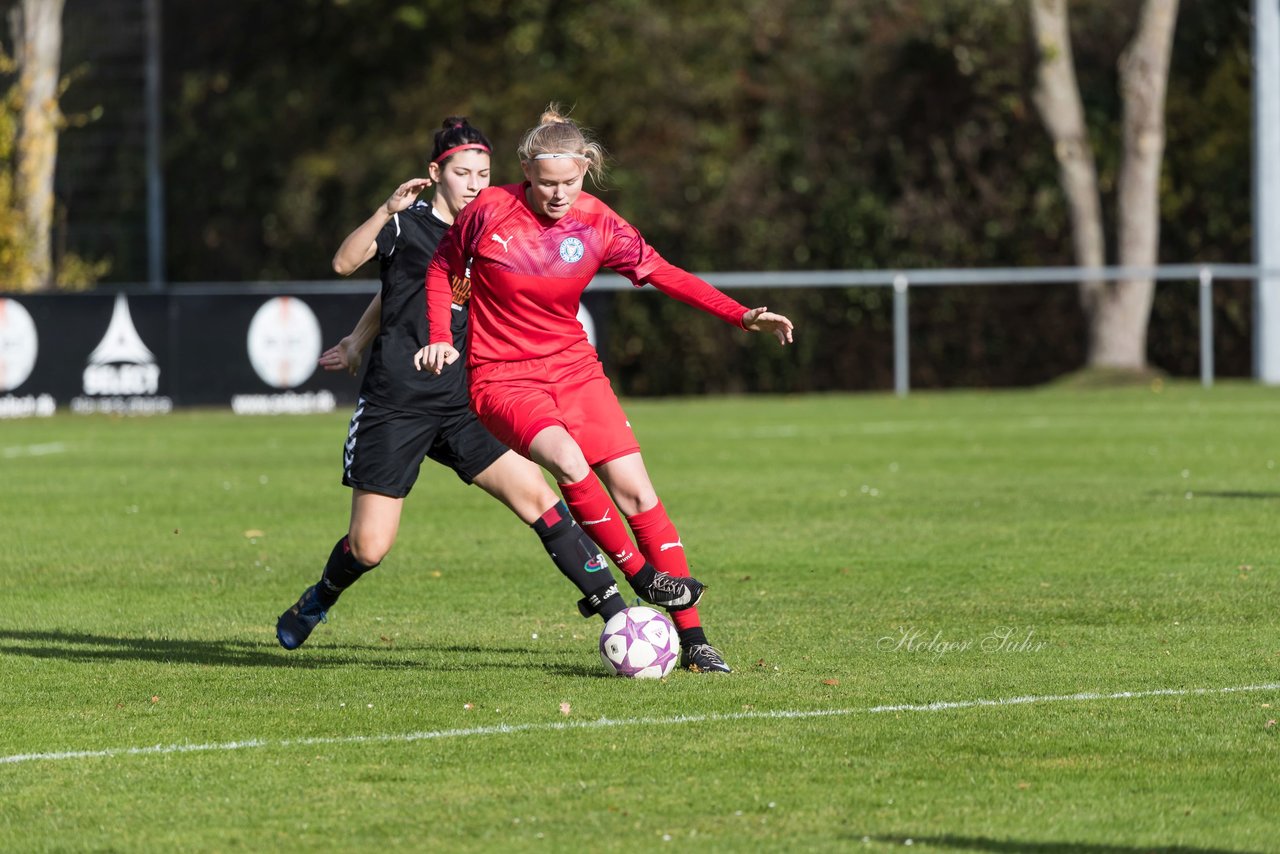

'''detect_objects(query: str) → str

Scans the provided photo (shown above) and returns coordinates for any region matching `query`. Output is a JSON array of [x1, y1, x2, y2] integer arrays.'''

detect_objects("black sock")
[[316, 535, 378, 608], [532, 502, 625, 621], [678, 627, 708, 648], [627, 564, 657, 592]]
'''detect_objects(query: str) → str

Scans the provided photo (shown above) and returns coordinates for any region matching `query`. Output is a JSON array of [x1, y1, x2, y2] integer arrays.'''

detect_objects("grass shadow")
[[865, 835, 1263, 854], [1183, 491, 1280, 500], [0, 628, 394, 669], [0, 629, 604, 676]]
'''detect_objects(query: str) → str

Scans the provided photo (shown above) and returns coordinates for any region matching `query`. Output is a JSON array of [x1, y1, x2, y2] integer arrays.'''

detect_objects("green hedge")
[[602, 282, 1253, 395]]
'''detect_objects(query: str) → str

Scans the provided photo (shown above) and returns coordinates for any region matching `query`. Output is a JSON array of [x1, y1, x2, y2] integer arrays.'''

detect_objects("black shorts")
[[341, 398, 510, 498]]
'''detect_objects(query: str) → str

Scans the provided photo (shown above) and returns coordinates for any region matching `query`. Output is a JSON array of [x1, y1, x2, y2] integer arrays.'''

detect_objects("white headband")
[[532, 153, 587, 160]]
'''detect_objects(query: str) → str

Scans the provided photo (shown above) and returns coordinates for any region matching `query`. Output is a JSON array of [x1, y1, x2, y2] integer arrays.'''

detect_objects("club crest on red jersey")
[[558, 237, 585, 263]]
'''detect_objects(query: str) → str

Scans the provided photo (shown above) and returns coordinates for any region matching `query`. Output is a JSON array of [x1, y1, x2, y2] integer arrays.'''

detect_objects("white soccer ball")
[[599, 606, 680, 678]]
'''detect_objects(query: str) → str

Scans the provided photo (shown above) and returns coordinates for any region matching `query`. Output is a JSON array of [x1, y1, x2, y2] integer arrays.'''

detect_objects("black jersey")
[[358, 202, 470, 414]]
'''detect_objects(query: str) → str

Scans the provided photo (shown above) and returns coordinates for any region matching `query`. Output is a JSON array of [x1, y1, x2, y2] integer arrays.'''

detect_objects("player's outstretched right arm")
[[332, 178, 432, 275]]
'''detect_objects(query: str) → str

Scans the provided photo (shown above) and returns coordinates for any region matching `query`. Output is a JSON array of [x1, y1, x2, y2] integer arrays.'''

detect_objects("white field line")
[[1, 442, 66, 459], [3, 681, 1278, 767]]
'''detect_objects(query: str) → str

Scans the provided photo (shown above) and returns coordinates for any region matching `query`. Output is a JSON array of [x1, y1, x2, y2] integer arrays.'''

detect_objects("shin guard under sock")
[[627, 501, 689, 578], [559, 475, 648, 577], [628, 502, 703, 632], [532, 502, 625, 621]]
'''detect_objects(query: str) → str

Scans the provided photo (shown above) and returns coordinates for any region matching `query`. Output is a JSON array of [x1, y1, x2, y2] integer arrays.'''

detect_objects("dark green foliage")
[[55, 0, 1255, 388], [606, 287, 899, 394]]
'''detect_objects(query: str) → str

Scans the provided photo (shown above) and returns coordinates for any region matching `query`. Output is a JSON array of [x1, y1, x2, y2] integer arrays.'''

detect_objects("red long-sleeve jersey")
[[426, 184, 748, 368]]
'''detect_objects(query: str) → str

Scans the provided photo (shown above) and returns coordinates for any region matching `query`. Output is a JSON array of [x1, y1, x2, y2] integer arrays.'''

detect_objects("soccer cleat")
[[276, 584, 329, 650], [628, 568, 705, 611], [681, 643, 731, 674]]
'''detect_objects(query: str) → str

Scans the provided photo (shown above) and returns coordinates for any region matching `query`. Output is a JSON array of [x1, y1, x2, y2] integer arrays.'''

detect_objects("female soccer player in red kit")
[[414, 107, 794, 672], [276, 118, 650, 651]]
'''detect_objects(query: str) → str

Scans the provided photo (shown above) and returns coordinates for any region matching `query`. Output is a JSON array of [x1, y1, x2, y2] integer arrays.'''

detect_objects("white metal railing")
[[590, 263, 1280, 396], [167, 263, 1280, 396]]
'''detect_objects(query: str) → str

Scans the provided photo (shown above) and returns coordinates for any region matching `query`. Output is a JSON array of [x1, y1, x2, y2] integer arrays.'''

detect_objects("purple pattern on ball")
[[599, 608, 678, 677]]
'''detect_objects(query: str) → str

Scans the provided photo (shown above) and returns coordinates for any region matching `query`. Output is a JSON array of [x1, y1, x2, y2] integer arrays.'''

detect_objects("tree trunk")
[[1103, 0, 1180, 370], [1029, 0, 1107, 345], [1029, 0, 1180, 372], [13, 0, 64, 292]]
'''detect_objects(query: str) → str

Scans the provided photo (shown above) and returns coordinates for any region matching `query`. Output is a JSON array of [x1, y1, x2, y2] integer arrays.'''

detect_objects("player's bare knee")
[[348, 534, 390, 568], [526, 481, 561, 517], [609, 486, 659, 517], [493, 475, 559, 523], [535, 442, 591, 483]]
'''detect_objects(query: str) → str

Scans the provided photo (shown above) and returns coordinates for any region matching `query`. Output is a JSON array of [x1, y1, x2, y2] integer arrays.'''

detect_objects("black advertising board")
[[0, 287, 608, 418], [0, 288, 373, 417], [168, 291, 373, 411], [1, 292, 172, 417]]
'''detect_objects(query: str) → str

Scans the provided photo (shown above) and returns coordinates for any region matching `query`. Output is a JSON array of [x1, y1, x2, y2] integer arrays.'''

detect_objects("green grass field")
[[2, 385, 1278, 852]]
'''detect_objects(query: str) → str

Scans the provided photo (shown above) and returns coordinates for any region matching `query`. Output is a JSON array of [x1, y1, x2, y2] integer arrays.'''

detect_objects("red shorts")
[[469, 341, 639, 465]]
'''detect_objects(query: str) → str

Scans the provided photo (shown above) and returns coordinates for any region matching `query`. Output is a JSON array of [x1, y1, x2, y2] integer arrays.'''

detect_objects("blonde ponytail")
[[517, 103, 607, 186]]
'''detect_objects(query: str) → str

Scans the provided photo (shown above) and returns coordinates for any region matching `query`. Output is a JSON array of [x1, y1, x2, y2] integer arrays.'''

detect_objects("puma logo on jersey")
[[581, 509, 612, 526], [660, 540, 684, 552], [490, 233, 513, 252]]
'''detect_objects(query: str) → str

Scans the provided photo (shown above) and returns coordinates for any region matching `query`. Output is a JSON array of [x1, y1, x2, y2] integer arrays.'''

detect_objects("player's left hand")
[[412, 342, 459, 375], [318, 336, 363, 376], [742, 307, 794, 345]]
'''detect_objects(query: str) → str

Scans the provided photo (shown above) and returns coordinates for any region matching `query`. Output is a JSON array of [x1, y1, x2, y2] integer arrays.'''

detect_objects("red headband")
[[432, 142, 491, 164]]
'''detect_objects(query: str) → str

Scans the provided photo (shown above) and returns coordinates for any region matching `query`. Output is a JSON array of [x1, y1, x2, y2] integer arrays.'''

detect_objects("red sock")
[[560, 475, 647, 577], [627, 502, 688, 576], [628, 501, 701, 631], [668, 605, 702, 632]]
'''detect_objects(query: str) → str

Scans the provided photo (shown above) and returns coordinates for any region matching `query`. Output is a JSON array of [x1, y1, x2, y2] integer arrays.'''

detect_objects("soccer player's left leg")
[[530, 501, 625, 622], [627, 500, 689, 578], [276, 532, 382, 651], [276, 490, 399, 651], [526, 426, 651, 580], [625, 501, 730, 673], [468, 447, 625, 622], [317, 531, 383, 606]]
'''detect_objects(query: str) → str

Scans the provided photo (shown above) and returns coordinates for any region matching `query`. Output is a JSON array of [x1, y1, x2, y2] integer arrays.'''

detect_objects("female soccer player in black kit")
[[276, 118, 702, 650]]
